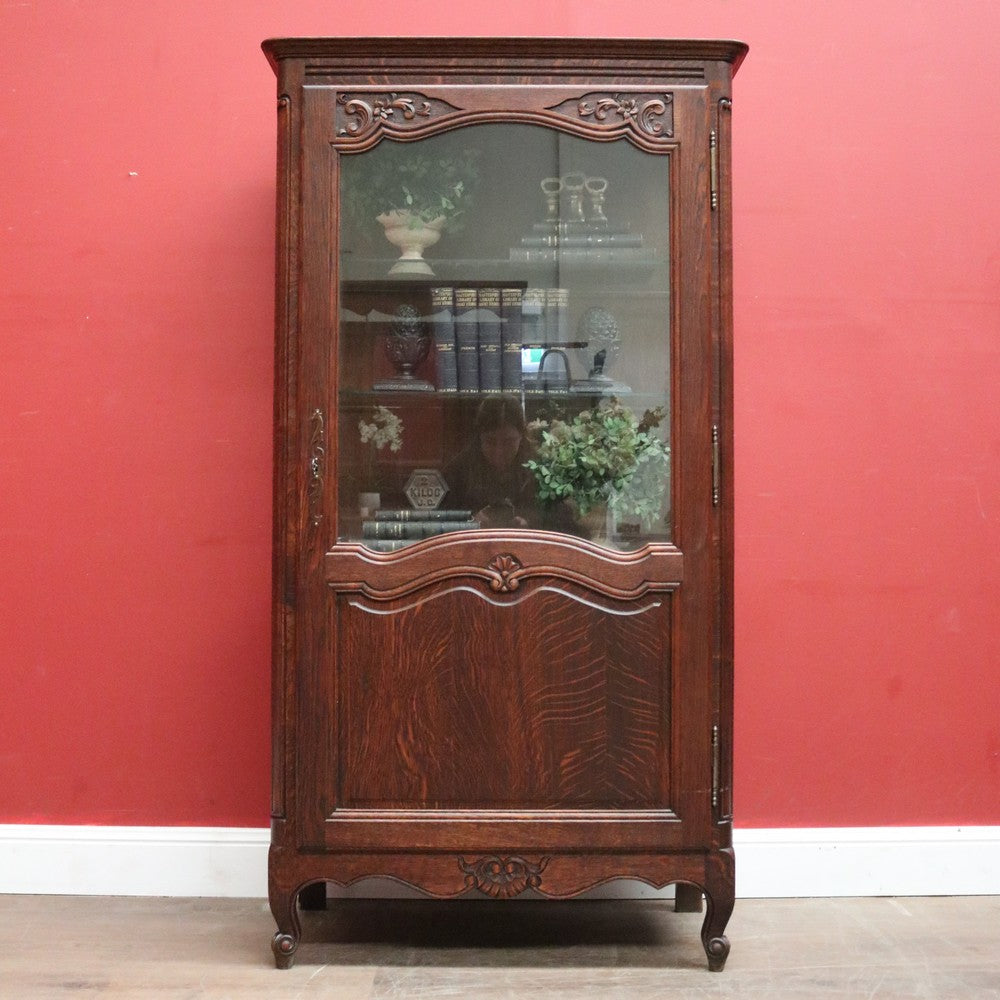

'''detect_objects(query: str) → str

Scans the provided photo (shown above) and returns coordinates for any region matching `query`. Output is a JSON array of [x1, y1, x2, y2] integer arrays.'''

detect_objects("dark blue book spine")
[[476, 287, 502, 394], [429, 286, 457, 392], [454, 286, 480, 393]]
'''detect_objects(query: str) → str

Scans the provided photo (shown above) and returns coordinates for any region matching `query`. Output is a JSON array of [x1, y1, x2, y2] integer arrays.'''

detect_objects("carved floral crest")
[[561, 92, 674, 139], [486, 553, 523, 593], [336, 92, 460, 142], [459, 855, 549, 898]]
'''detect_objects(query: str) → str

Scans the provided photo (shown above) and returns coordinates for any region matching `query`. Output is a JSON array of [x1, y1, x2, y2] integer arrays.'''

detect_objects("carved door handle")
[[308, 409, 325, 526]]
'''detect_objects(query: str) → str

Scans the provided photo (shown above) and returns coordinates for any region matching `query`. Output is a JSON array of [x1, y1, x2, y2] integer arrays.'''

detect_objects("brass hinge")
[[711, 98, 731, 213], [712, 424, 721, 507], [711, 724, 720, 809], [709, 130, 719, 211]]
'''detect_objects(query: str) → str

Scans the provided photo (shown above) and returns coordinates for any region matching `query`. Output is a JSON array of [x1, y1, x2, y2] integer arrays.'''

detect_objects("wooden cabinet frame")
[[263, 36, 746, 972]]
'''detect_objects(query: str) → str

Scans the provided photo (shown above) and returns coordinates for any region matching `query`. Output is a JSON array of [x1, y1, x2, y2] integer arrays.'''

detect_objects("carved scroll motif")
[[308, 409, 325, 526], [335, 92, 462, 143], [548, 92, 674, 143], [486, 553, 523, 593], [459, 855, 549, 898], [334, 90, 673, 148]]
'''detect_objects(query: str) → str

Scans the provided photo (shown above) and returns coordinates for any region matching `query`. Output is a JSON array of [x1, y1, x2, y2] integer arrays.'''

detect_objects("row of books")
[[430, 285, 570, 394], [372, 509, 473, 521], [361, 509, 479, 547]]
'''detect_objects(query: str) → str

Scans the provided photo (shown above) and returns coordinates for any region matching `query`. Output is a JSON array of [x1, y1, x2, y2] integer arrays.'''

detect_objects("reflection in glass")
[[337, 124, 671, 551]]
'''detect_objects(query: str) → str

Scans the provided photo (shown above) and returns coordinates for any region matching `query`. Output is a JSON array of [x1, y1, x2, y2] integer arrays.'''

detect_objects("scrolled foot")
[[700, 846, 735, 971], [272, 931, 298, 970], [705, 934, 730, 972]]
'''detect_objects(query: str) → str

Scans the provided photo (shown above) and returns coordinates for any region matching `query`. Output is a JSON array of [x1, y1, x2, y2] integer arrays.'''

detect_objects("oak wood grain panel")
[[338, 581, 671, 810]]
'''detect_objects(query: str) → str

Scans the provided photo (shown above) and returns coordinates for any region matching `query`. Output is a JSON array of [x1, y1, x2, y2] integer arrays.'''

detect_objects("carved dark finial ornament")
[[459, 855, 549, 898], [486, 553, 523, 592]]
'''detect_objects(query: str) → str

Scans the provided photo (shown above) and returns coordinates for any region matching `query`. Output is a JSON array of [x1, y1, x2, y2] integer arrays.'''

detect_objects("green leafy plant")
[[525, 399, 669, 526], [343, 141, 480, 232]]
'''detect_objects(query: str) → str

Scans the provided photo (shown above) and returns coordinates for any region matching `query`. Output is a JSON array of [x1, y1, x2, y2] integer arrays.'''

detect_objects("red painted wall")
[[1, 3, 997, 828]]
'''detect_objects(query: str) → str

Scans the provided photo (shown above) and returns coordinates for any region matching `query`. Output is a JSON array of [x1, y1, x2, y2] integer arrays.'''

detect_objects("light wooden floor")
[[2, 894, 998, 998]]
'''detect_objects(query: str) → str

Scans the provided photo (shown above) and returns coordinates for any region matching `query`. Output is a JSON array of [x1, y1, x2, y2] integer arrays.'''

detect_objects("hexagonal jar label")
[[404, 468, 448, 510]]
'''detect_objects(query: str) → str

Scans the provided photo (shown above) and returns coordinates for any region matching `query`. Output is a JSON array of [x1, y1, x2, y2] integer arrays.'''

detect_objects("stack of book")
[[361, 509, 479, 551], [429, 285, 527, 394]]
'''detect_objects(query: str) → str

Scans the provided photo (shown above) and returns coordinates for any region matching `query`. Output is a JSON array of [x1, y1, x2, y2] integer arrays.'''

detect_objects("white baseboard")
[[1, 825, 998, 899], [735, 827, 1000, 897], [0, 825, 270, 898]]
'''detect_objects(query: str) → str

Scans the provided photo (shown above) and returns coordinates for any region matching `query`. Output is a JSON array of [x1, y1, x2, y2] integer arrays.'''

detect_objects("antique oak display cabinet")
[[262, 37, 745, 971]]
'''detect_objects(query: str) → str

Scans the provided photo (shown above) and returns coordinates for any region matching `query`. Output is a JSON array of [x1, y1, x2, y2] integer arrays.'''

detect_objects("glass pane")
[[337, 124, 671, 551]]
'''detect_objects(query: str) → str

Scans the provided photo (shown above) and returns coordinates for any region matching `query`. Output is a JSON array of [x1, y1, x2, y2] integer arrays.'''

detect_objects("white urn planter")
[[376, 210, 446, 275]]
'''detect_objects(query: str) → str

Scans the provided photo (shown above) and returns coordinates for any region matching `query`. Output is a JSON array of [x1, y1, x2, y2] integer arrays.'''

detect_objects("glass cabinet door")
[[336, 124, 671, 552]]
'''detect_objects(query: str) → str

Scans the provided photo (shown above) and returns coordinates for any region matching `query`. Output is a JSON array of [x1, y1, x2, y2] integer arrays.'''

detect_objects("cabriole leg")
[[269, 882, 302, 970], [701, 848, 735, 972]]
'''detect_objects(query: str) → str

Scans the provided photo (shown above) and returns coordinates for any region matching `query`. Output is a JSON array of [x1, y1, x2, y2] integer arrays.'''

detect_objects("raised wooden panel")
[[338, 578, 671, 810]]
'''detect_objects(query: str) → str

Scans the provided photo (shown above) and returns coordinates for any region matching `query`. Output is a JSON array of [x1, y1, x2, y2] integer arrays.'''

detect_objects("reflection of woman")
[[444, 396, 538, 528]]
